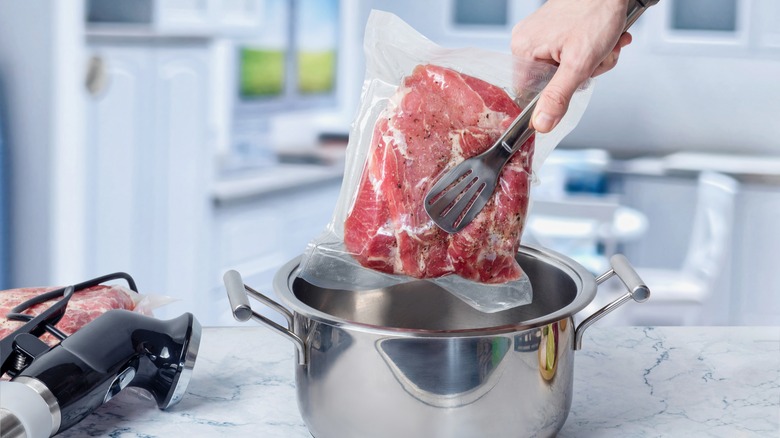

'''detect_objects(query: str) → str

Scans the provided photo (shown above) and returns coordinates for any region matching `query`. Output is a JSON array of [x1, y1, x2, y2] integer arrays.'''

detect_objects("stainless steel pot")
[[224, 246, 649, 438]]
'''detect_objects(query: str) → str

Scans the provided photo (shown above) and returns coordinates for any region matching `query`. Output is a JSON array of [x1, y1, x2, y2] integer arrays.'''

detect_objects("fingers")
[[594, 32, 632, 77], [533, 32, 633, 133], [592, 46, 621, 77], [532, 61, 589, 133], [617, 31, 633, 49]]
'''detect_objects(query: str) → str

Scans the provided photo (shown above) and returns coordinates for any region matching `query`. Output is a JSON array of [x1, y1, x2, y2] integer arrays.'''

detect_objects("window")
[[642, 0, 754, 56], [453, 0, 508, 26], [671, 0, 738, 32]]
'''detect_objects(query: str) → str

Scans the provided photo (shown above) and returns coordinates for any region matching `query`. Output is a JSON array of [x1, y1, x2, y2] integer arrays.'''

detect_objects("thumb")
[[532, 63, 589, 133]]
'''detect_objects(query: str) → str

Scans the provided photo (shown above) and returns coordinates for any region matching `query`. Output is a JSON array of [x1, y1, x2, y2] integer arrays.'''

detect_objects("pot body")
[[273, 246, 599, 438], [294, 316, 574, 438], [221, 247, 646, 437]]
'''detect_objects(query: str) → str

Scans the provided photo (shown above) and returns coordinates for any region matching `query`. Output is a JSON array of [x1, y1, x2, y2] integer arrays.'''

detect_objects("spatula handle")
[[626, 0, 659, 31], [497, 95, 540, 159]]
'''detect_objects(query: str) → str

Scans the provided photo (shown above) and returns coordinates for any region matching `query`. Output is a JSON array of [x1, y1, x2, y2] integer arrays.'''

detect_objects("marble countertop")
[[60, 326, 780, 438]]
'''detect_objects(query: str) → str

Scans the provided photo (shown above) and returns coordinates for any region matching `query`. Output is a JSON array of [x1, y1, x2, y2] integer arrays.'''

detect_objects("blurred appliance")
[[610, 171, 738, 326], [524, 195, 621, 274], [540, 148, 612, 195]]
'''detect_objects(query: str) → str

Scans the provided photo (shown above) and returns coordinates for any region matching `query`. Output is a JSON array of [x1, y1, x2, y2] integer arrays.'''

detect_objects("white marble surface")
[[59, 326, 780, 438]]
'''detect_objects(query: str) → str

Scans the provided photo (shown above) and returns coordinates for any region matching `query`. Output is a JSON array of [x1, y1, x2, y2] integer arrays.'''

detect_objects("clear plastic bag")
[[299, 10, 593, 313], [0, 284, 175, 346]]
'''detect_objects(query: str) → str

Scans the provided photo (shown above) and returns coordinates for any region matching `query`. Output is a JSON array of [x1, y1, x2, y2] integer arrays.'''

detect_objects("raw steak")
[[0, 285, 137, 346], [344, 64, 533, 283]]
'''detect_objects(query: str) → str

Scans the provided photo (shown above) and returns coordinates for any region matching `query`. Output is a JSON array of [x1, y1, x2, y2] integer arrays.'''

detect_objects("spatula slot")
[[451, 182, 487, 230], [427, 169, 472, 206]]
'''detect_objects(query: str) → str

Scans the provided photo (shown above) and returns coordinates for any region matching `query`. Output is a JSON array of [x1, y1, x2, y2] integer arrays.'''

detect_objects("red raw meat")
[[0, 285, 137, 346], [344, 64, 533, 283]]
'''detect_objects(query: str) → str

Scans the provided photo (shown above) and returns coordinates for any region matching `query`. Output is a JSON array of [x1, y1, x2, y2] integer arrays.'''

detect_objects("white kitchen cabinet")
[[85, 39, 212, 321], [729, 183, 780, 325], [755, 0, 780, 52], [87, 0, 265, 36], [83, 36, 346, 327], [642, 0, 780, 59], [155, 0, 265, 34], [643, 0, 751, 57], [364, 0, 540, 51], [614, 170, 780, 326], [210, 178, 342, 326], [84, 45, 154, 285], [613, 174, 698, 269]]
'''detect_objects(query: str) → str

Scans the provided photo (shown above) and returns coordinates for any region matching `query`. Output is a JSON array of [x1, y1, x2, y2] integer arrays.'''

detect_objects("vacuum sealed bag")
[[299, 10, 593, 312], [0, 284, 171, 346]]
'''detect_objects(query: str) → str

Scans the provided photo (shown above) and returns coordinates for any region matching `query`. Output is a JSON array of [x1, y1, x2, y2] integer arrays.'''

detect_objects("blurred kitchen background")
[[0, 0, 778, 327]]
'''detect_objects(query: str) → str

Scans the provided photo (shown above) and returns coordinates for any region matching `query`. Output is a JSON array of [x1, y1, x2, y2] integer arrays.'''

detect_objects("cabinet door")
[[85, 45, 155, 285], [614, 175, 698, 268], [151, 46, 212, 320], [754, 0, 780, 53], [730, 184, 780, 325], [155, 0, 213, 30], [84, 43, 212, 321], [213, 0, 264, 32], [643, 0, 751, 56], [154, 0, 265, 34], [212, 180, 342, 327]]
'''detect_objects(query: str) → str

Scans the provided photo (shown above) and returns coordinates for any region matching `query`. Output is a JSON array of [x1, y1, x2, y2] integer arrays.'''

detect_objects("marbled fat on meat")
[[0, 285, 136, 346], [344, 64, 534, 283]]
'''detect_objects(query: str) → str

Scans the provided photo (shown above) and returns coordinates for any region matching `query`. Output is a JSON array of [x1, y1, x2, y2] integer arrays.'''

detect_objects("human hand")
[[511, 0, 632, 133]]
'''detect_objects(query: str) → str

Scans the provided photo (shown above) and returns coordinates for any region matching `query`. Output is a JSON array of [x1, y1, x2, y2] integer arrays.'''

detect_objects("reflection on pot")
[[306, 322, 353, 379], [539, 321, 567, 381], [378, 337, 511, 408], [514, 329, 542, 352]]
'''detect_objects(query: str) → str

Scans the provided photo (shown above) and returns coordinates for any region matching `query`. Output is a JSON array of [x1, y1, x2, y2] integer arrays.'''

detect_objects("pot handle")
[[224, 270, 307, 365], [574, 254, 650, 350]]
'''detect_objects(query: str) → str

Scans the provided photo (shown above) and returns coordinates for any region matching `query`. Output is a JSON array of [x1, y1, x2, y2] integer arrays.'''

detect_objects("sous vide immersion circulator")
[[0, 275, 202, 438]]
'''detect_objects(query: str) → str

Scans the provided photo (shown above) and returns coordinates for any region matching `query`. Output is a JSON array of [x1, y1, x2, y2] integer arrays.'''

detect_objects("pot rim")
[[273, 245, 598, 337]]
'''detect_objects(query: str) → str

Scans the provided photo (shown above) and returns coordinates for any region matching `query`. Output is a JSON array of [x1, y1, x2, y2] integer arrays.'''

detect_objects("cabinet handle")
[[85, 55, 108, 97]]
